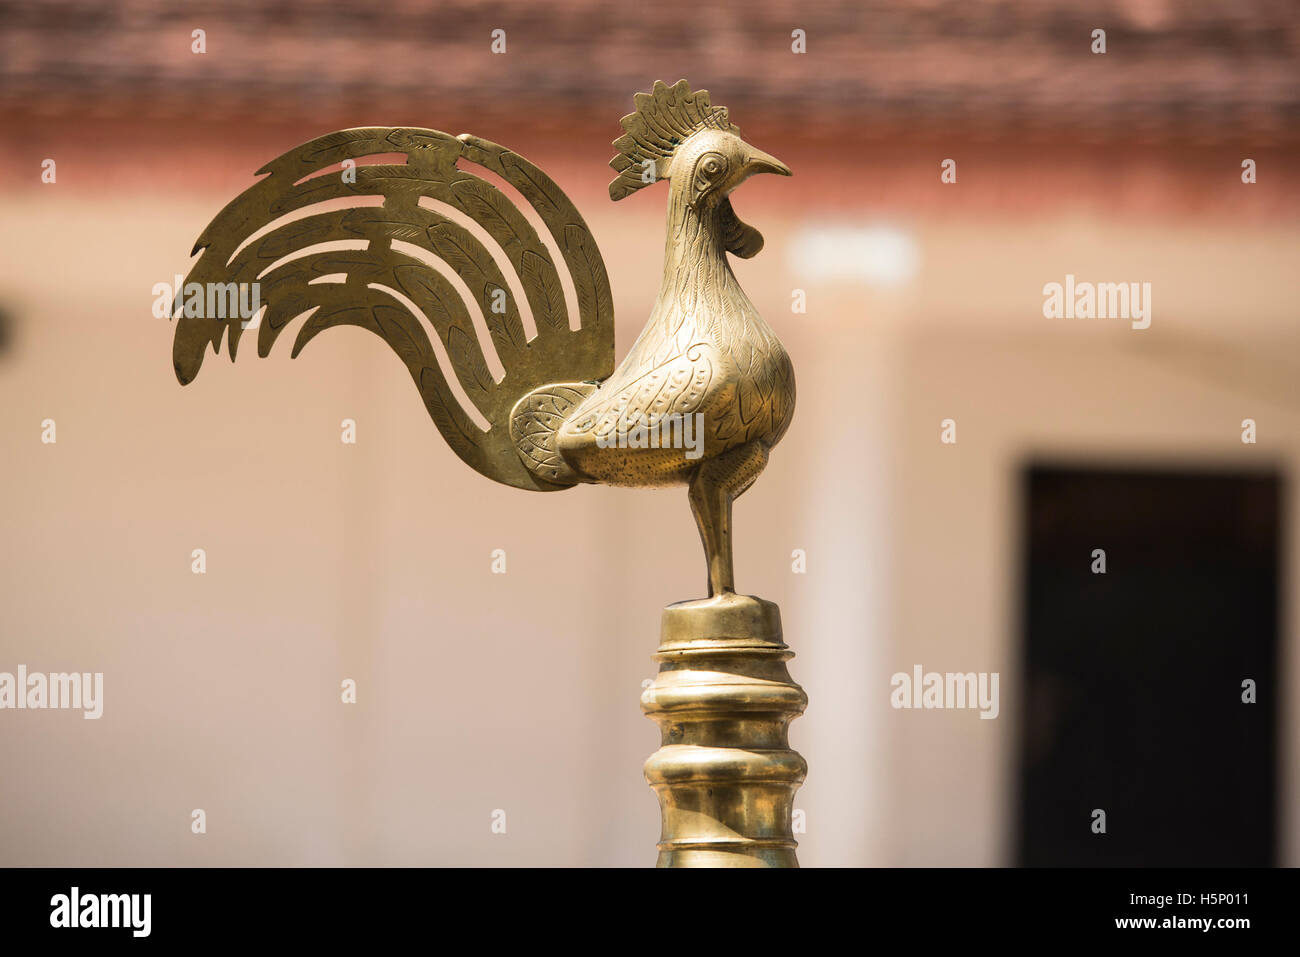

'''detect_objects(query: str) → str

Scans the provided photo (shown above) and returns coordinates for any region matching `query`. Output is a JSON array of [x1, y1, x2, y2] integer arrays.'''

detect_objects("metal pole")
[[641, 593, 807, 867]]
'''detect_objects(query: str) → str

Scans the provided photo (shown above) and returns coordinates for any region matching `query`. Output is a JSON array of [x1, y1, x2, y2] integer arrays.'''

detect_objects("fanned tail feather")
[[172, 127, 614, 491]]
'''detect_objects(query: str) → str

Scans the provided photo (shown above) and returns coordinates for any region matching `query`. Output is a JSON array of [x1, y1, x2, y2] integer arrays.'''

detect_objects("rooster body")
[[173, 81, 792, 596]]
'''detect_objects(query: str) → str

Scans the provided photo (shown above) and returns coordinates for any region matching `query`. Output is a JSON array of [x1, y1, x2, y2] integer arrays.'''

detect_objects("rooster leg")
[[688, 440, 769, 596]]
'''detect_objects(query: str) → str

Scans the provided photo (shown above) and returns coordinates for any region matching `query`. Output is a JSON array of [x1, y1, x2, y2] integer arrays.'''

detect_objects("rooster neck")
[[612, 187, 774, 384], [662, 189, 728, 273], [643, 189, 748, 339]]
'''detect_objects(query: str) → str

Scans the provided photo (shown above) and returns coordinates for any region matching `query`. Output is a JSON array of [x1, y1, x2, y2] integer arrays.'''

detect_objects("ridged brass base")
[[640, 593, 807, 867]]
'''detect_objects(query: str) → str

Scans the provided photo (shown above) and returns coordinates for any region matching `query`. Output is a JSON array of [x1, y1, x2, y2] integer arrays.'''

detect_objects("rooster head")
[[608, 79, 790, 204]]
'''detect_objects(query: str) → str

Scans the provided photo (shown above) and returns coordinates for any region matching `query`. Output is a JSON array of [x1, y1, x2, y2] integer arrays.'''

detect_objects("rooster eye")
[[698, 153, 725, 180]]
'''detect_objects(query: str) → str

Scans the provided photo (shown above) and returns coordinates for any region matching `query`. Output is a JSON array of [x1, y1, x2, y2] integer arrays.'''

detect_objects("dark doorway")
[[1017, 465, 1282, 866]]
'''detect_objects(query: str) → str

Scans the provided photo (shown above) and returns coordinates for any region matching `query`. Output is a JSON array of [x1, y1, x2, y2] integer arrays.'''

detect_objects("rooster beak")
[[744, 146, 792, 178]]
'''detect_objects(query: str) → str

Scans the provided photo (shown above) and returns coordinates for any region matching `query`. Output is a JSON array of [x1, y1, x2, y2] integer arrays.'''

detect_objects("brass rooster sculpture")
[[172, 79, 793, 597], [172, 80, 808, 868]]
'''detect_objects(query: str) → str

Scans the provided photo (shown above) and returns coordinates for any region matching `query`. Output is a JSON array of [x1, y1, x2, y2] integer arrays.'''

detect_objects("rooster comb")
[[608, 79, 739, 201]]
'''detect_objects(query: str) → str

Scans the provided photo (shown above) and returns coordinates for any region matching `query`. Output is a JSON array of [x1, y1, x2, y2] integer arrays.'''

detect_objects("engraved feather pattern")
[[172, 127, 614, 491], [556, 113, 795, 490]]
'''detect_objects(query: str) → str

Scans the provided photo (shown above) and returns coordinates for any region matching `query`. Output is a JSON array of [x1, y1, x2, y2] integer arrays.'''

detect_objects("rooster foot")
[[688, 440, 769, 597]]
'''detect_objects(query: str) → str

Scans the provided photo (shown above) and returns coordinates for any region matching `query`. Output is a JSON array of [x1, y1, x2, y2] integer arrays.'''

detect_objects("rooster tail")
[[172, 127, 614, 491]]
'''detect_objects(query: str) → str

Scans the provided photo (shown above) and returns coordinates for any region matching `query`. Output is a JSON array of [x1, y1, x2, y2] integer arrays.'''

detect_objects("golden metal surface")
[[170, 80, 803, 866], [642, 594, 807, 867], [172, 79, 793, 595], [559, 79, 795, 597], [173, 127, 615, 492]]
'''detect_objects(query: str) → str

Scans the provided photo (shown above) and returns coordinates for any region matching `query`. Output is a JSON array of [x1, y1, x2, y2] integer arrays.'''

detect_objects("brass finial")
[[169, 83, 804, 866]]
